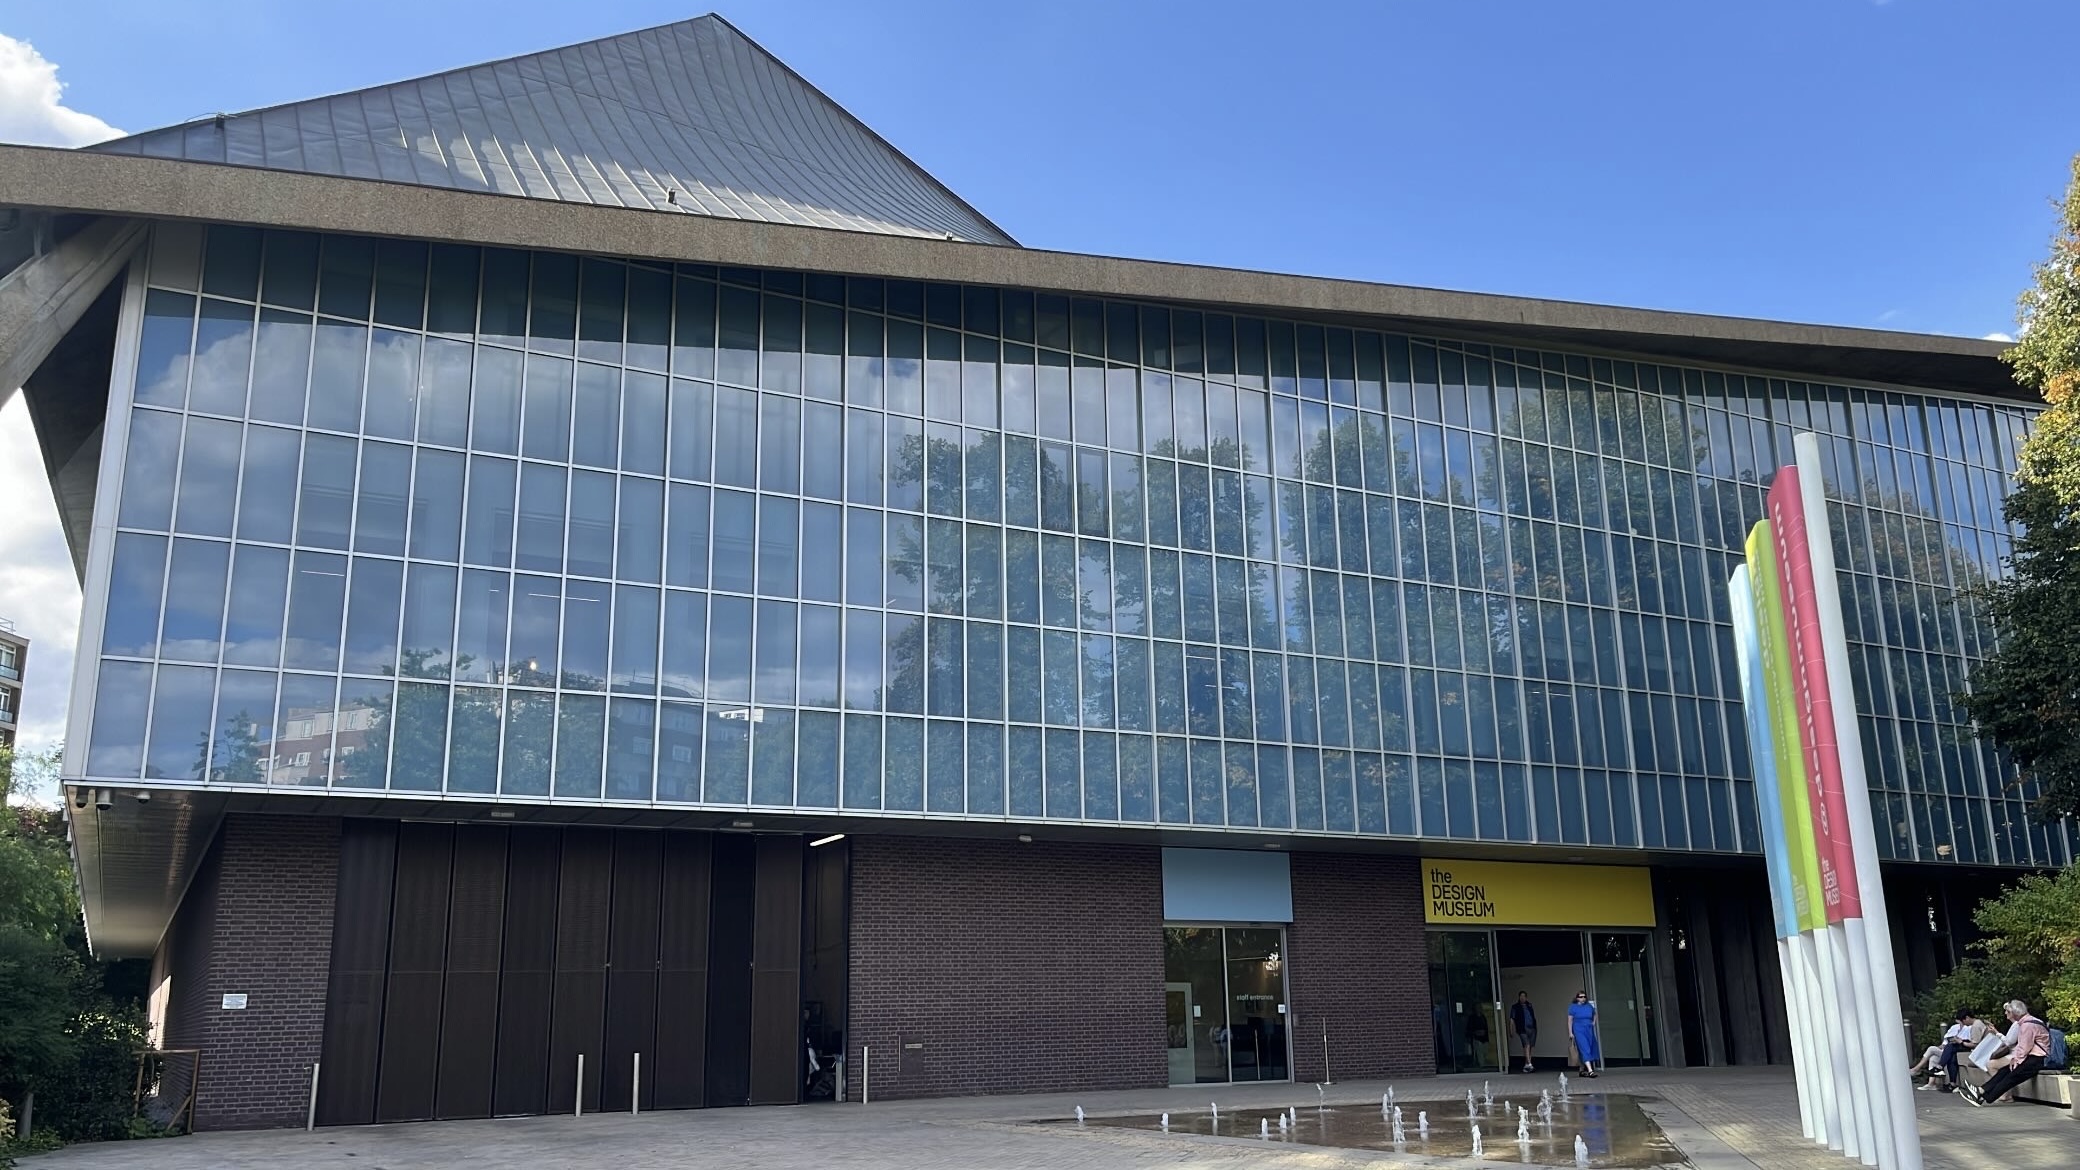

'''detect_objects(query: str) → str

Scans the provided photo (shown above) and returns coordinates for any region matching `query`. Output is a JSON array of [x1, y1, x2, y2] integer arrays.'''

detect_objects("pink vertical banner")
[[1766, 466, 1863, 922]]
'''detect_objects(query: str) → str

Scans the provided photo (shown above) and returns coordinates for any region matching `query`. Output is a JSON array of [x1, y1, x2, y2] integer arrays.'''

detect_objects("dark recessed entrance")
[[315, 820, 843, 1125]]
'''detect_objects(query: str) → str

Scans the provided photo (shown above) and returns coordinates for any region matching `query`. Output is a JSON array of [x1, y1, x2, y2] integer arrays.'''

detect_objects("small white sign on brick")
[[221, 993, 249, 1010]]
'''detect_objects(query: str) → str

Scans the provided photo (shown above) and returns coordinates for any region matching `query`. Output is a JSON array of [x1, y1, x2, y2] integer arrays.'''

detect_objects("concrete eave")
[[0, 143, 2034, 402]]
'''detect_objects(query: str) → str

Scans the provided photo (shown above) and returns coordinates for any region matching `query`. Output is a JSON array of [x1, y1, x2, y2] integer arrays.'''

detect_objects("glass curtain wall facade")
[[77, 223, 2074, 868]]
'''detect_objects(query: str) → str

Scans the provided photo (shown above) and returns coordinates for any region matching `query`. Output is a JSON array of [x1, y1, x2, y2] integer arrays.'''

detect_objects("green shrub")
[[31, 1010, 150, 1143], [1910, 864, 2080, 1045]]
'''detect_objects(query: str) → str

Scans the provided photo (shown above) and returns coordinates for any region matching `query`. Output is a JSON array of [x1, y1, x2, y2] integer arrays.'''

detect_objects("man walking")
[[1510, 991, 1538, 1073], [1964, 1001, 2050, 1106]]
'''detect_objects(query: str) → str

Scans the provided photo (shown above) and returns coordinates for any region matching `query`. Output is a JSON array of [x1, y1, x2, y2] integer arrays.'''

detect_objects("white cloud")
[[1982, 332, 2015, 343], [0, 32, 121, 147], [0, 397, 83, 776], [1875, 308, 1903, 324]]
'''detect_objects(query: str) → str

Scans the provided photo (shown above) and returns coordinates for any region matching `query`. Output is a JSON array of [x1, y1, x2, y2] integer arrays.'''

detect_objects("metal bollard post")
[[632, 1052, 641, 1116], [862, 1045, 870, 1105], [307, 1062, 321, 1131], [1322, 1022, 1332, 1085], [575, 1054, 584, 1117]]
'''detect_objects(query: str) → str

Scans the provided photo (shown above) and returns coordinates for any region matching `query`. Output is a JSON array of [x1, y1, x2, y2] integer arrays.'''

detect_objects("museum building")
[[0, 14, 2066, 1130]]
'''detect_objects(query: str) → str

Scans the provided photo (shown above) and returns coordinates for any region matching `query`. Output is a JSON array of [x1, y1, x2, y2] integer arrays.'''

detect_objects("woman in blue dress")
[[1568, 991, 1601, 1078]]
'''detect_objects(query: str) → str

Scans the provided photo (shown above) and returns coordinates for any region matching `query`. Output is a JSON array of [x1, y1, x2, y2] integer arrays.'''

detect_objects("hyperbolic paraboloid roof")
[[85, 14, 1017, 246]]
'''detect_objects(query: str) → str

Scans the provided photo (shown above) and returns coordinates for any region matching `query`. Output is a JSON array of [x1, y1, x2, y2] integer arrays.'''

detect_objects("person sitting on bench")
[[1911, 1009, 1986, 1091], [1963, 1001, 2050, 1106]]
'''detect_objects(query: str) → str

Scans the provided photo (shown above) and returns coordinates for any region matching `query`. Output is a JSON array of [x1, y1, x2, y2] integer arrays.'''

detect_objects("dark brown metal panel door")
[[317, 819, 397, 1126], [377, 822, 454, 1122], [548, 827, 612, 1114], [748, 835, 805, 1105], [653, 831, 712, 1109], [436, 824, 507, 1119], [602, 829, 662, 1112], [493, 826, 561, 1117], [704, 834, 756, 1106]]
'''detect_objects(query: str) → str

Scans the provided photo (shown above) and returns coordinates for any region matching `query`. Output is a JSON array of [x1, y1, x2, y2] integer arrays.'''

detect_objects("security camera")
[[71, 788, 87, 810], [133, 791, 151, 804], [94, 790, 113, 811]]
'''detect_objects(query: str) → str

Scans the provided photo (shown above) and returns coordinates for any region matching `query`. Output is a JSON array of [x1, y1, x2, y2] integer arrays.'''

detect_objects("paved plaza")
[[23, 1066, 2073, 1170]]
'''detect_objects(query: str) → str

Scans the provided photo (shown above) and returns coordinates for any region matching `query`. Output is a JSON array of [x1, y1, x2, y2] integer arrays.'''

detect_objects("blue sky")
[[0, 0, 2074, 773]]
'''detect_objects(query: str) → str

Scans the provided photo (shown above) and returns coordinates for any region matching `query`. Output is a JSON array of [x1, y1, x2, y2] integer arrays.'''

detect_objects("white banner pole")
[[1796, 435, 1924, 1170], [1842, 917, 1893, 1168], [1774, 936, 1817, 1141], [1816, 924, 1865, 1160], [1791, 930, 1838, 1149]]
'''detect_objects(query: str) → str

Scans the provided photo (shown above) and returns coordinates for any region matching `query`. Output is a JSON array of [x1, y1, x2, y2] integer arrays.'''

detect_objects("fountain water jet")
[[1471, 1123, 1484, 1158]]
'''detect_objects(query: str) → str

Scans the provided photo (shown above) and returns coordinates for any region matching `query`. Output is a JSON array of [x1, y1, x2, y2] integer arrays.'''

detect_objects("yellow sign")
[[1422, 859, 1655, 927]]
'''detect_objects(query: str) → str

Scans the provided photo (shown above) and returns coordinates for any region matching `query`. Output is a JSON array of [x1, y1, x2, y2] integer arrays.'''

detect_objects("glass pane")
[[448, 685, 502, 793], [87, 660, 153, 778], [501, 691, 554, 796], [283, 551, 348, 671], [554, 693, 606, 798], [389, 681, 449, 791], [209, 668, 277, 783], [237, 424, 302, 543], [1224, 928, 1289, 1082], [222, 545, 290, 667], [1163, 926, 1230, 1085], [341, 557, 403, 675], [175, 417, 240, 537], [1589, 932, 1657, 1066], [400, 564, 456, 678], [104, 533, 169, 658], [606, 697, 657, 800], [144, 664, 215, 781], [160, 538, 229, 663], [119, 409, 182, 531]]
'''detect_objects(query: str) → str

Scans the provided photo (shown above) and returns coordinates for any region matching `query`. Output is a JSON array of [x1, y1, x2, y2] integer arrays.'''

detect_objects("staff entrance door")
[[1162, 926, 1291, 1084]]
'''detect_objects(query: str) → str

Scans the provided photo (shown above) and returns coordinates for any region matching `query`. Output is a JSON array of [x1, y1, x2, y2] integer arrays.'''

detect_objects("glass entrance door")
[[1428, 930, 1500, 1074], [1589, 932, 1657, 1066], [1163, 925, 1290, 1084], [1224, 928, 1289, 1082]]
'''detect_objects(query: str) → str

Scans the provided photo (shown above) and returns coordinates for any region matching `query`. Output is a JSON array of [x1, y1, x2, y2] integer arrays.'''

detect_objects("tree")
[[1916, 865, 2080, 1038], [0, 744, 156, 1148], [1956, 155, 2080, 821]]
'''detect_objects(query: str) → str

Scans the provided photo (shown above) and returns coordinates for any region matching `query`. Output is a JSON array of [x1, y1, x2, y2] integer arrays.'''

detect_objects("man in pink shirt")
[[1964, 1000, 2050, 1106]]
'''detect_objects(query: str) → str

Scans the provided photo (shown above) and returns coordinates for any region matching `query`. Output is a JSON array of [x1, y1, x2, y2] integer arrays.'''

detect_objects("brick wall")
[[847, 837, 1166, 1100], [159, 814, 341, 1129], [1286, 852, 1432, 1083]]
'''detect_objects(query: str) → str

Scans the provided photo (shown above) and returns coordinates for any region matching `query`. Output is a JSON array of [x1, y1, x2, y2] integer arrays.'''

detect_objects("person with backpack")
[[1963, 1001, 2050, 1106]]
